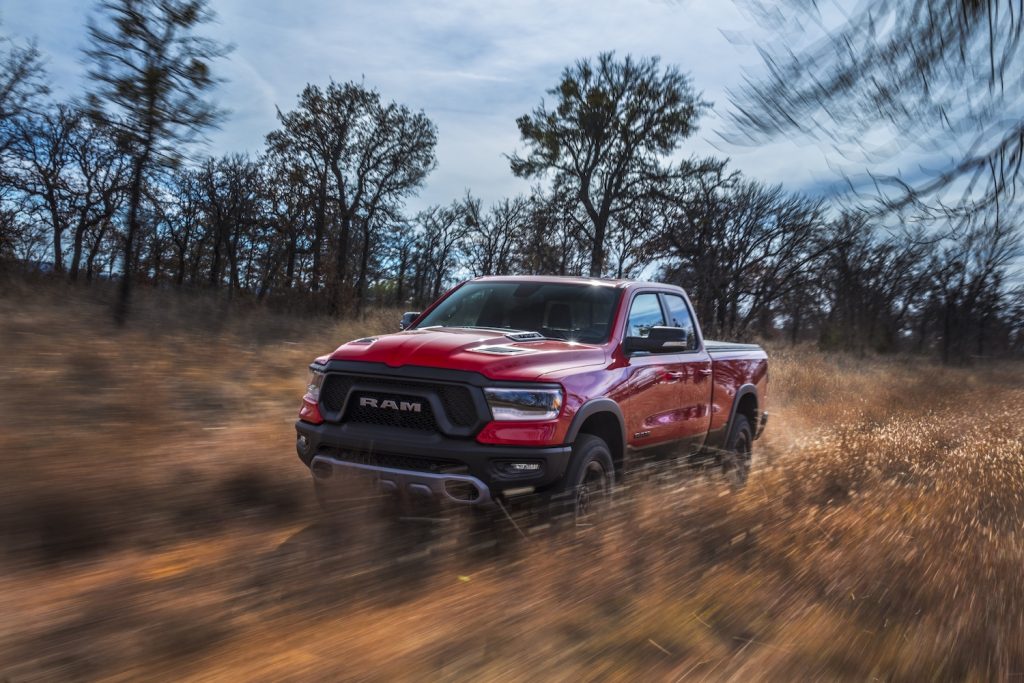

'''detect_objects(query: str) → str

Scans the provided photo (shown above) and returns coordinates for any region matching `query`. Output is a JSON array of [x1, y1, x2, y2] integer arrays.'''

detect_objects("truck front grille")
[[318, 373, 481, 433], [344, 390, 440, 431]]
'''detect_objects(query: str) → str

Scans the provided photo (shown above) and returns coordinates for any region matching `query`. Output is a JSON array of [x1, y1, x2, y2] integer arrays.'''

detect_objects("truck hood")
[[327, 327, 608, 381]]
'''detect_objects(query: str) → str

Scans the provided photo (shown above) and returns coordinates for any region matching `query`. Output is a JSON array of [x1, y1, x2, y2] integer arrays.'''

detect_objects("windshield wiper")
[[439, 325, 518, 333], [433, 325, 553, 341]]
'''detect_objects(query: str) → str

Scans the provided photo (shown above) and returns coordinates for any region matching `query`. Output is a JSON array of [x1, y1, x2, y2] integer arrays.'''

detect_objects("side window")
[[663, 294, 697, 350], [626, 293, 665, 338]]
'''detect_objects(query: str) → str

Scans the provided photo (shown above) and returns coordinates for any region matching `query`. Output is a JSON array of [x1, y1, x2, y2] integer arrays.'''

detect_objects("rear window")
[[415, 281, 622, 344]]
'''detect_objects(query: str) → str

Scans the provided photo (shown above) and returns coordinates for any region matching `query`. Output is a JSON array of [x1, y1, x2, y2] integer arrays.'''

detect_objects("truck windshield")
[[415, 281, 622, 344]]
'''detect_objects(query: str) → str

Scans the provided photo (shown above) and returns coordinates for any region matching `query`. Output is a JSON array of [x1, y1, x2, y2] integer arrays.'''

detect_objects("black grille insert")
[[345, 390, 439, 431], [435, 385, 476, 427], [318, 373, 479, 429], [320, 375, 354, 412]]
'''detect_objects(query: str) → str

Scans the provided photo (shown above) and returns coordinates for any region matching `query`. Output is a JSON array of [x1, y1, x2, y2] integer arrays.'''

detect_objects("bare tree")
[[9, 105, 81, 272], [412, 204, 468, 305], [816, 214, 933, 354], [196, 154, 260, 292], [0, 30, 48, 160], [925, 216, 1022, 362], [463, 194, 529, 277], [658, 168, 828, 339], [164, 168, 202, 286], [9, 105, 126, 277], [84, 0, 229, 324], [262, 150, 314, 291], [511, 52, 708, 277], [269, 81, 436, 314], [727, 0, 1024, 216]]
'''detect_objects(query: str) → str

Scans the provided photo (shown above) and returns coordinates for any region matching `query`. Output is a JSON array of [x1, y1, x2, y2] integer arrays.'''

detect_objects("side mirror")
[[399, 311, 421, 330], [623, 326, 689, 354]]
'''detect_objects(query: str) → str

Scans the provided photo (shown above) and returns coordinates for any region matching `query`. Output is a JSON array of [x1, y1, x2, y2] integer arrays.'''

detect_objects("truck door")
[[659, 293, 714, 451], [623, 292, 689, 448]]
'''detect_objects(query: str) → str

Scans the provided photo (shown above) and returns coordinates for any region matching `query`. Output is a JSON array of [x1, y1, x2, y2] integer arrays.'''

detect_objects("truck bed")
[[704, 340, 765, 354]]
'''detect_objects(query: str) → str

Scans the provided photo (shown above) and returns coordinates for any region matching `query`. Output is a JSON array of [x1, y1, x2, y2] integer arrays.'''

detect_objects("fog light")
[[495, 461, 543, 477], [297, 434, 311, 455]]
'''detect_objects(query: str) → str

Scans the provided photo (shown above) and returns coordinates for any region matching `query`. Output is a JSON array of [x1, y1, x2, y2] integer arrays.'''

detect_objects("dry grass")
[[1, 280, 1023, 681]]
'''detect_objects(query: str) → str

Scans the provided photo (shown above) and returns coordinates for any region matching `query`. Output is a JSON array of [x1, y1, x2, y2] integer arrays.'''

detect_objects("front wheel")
[[553, 434, 614, 525], [720, 414, 753, 489]]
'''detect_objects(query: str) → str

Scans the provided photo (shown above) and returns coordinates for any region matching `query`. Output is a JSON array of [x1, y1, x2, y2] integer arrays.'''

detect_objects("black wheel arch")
[[727, 384, 759, 438], [564, 398, 627, 477]]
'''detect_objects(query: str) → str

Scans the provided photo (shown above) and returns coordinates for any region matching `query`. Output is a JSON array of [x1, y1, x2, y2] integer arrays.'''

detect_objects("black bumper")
[[295, 419, 572, 505]]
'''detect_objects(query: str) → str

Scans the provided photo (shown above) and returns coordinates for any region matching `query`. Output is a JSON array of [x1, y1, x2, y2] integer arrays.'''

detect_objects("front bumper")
[[296, 419, 572, 505], [311, 455, 496, 505]]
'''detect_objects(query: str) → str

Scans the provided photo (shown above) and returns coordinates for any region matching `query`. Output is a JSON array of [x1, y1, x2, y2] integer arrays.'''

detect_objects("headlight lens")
[[484, 387, 563, 421], [306, 368, 326, 401]]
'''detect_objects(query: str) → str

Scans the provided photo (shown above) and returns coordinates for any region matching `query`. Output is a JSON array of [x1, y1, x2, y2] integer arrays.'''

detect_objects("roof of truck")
[[470, 275, 667, 290]]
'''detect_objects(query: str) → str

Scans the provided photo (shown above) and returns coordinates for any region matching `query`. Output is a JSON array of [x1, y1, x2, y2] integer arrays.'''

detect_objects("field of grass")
[[2, 280, 1023, 681]]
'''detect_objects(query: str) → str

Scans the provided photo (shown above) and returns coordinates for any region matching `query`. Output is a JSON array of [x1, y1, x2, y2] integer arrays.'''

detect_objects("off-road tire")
[[720, 414, 753, 489], [551, 434, 614, 525]]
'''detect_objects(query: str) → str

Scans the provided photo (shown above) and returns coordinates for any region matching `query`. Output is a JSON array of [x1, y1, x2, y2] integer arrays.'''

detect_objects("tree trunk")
[[208, 221, 223, 287], [228, 228, 240, 292], [114, 156, 146, 326], [588, 218, 607, 277], [175, 243, 187, 286], [310, 173, 327, 291], [355, 220, 371, 317], [152, 237, 163, 285], [332, 213, 352, 314], [46, 190, 65, 273], [285, 232, 297, 289], [85, 222, 108, 283], [395, 249, 408, 305], [69, 220, 88, 281]]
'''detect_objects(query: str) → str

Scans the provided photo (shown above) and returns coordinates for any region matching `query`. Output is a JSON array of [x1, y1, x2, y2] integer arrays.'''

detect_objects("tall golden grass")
[[1, 280, 1023, 681]]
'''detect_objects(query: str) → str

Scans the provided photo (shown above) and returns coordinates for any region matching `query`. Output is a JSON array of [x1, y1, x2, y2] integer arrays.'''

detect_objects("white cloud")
[[2, 0, 879, 211]]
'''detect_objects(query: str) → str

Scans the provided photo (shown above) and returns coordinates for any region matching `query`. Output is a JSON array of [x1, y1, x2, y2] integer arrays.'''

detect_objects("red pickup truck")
[[296, 276, 768, 521]]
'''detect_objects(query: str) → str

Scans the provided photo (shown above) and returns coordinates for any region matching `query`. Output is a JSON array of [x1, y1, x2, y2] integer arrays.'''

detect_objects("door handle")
[[660, 371, 685, 383], [697, 368, 712, 377]]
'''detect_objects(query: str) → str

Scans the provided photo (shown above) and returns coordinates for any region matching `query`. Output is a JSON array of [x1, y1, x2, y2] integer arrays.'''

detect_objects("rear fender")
[[706, 384, 759, 452]]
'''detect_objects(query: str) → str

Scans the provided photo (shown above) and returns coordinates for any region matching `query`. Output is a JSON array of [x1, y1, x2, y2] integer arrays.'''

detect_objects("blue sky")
[[1, 0, 901, 211]]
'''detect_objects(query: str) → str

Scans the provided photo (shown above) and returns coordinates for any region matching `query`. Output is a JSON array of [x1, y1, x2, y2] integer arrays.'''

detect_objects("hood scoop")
[[471, 344, 533, 356], [504, 330, 545, 342]]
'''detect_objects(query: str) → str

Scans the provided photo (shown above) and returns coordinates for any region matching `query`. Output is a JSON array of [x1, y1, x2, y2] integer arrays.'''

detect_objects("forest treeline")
[[0, 1, 1021, 360]]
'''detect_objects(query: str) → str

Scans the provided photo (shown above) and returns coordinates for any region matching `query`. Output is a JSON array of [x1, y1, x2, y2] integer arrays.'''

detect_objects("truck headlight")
[[484, 387, 563, 421], [306, 368, 326, 401]]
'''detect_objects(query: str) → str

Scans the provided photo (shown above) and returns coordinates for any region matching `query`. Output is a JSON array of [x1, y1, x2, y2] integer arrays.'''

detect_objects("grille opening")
[[344, 391, 439, 431], [444, 480, 480, 502], [318, 373, 478, 429], [320, 375, 354, 412]]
